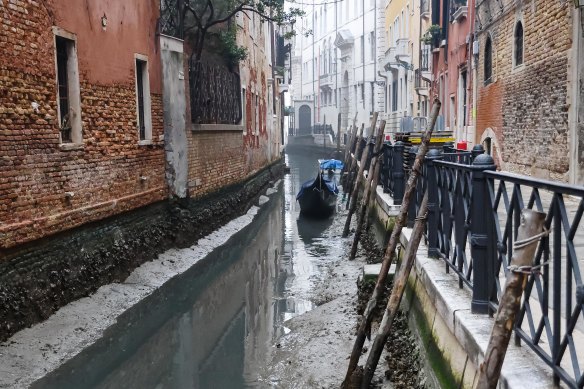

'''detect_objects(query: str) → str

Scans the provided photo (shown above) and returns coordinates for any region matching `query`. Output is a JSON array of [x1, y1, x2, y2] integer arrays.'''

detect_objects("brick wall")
[[187, 130, 247, 197], [475, 0, 572, 180], [0, 0, 166, 250]]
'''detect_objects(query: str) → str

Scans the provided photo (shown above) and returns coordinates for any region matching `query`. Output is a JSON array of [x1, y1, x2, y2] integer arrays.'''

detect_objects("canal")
[[32, 150, 348, 389]]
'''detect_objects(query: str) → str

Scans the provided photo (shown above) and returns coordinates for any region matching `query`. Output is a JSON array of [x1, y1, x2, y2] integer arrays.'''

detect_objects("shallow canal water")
[[33, 150, 346, 389]]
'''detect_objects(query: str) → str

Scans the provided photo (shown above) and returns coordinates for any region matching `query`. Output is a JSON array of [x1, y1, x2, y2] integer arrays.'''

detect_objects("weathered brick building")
[[0, 0, 284, 342], [0, 0, 166, 250], [475, 0, 573, 180], [431, 0, 475, 141]]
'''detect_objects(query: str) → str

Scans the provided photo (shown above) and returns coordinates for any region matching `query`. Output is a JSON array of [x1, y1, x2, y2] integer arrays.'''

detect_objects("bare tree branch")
[[206, 0, 214, 25]]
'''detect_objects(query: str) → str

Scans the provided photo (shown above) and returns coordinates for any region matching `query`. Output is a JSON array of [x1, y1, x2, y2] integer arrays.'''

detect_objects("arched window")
[[514, 21, 523, 66], [484, 36, 492, 83]]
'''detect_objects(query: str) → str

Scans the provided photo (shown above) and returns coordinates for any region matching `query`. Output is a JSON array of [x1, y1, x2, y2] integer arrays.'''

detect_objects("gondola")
[[296, 172, 339, 218]]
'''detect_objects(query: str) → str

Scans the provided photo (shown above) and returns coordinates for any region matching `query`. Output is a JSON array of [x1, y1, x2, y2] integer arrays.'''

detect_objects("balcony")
[[450, 0, 468, 22], [421, 0, 430, 19], [414, 69, 429, 96], [319, 73, 334, 89], [396, 38, 410, 61], [383, 46, 397, 70]]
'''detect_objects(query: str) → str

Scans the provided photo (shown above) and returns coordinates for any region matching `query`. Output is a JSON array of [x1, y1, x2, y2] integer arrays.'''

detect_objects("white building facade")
[[290, 0, 387, 138]]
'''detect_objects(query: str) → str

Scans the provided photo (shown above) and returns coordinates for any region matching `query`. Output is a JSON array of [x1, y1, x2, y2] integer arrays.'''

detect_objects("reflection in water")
[[33, 150, 343, 389]]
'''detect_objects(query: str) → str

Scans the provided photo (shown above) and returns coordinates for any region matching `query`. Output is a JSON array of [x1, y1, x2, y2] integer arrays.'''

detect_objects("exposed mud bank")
[[266, 211, 428, 388], [356, 227, 429, 389], [0, 160, 284, 342]]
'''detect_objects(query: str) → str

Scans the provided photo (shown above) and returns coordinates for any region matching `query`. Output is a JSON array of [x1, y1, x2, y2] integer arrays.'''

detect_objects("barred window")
[[514, 21, 523, 66], [484, 36, 492, 83]]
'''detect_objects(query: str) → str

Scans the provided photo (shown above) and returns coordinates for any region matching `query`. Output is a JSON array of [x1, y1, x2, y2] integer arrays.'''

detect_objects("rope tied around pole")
[[507, 227, 551, 275], [512, 227, 550, 250]]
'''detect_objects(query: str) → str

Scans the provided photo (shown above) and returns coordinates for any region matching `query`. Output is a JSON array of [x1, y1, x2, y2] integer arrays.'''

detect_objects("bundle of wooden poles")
[[338, 98, 547, 389]]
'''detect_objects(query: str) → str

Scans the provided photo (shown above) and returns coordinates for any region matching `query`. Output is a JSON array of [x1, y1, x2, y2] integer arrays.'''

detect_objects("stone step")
[[361, 263, 396, 283]]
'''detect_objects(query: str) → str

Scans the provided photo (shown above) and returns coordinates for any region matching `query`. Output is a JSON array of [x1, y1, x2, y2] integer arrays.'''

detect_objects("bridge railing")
[[379, 143, 584, 387]]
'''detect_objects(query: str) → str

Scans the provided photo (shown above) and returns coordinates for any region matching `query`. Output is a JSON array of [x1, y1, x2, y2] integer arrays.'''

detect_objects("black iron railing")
[[381, 142, 406, 205], [190, 61, 242, 125], [379, 143, 584, 387], [159, 0, 183, 38]]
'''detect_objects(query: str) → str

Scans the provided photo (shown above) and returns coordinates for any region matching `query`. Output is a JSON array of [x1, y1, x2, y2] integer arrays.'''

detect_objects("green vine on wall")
[[219, 25, 248, 68]]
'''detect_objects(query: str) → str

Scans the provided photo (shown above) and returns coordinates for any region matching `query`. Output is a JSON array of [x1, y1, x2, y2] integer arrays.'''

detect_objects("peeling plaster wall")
[[161, 35, 188, 198]]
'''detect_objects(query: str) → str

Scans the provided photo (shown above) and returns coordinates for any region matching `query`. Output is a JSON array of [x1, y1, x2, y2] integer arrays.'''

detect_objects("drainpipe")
[[374, 0, 377, 114], [469, 0, 476, 145], [363, 0, 366, 113], [312, 2, 316, 126], [471, 42, 478, 144]]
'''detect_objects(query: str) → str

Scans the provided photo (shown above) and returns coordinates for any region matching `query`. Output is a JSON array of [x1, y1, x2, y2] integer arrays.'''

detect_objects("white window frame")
[[241, 87, 247, 134], [53, 27, 83, 148], [134, 54, 153, 144]]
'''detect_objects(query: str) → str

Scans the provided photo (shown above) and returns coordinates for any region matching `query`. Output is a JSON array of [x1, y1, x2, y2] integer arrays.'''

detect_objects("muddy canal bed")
[[0, 150, 428, 389]]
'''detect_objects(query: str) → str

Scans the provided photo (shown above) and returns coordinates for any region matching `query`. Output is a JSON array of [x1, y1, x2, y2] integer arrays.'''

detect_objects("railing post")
[[426, 149, 442, 257], [382, 141, 392, 193], [443, 141, 455, 154], [407, 145, 419, 227], [392, 141, 405, 204], [471, 154, 497, 314], [471, 144, 485, 162]]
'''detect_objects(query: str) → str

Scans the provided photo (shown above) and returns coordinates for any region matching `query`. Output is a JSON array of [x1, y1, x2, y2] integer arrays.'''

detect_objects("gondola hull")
[[296, 175, 338, 218]]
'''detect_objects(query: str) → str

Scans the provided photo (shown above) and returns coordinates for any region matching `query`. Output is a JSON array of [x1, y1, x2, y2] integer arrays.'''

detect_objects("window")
[[241, 87, 247, 131], [514, 21, 523, 66], [369, 31, 375, 62], [135, 57, 152, 142], [484, 35, 492, 82], [255, 94, 259, 134], [399, 78, 403, 109], [56, 37, 71, 142], [360, 35, 365, 63], [54, 29, 82, 145], [391, 80, 398, 111], [370, 82, 374, 112]]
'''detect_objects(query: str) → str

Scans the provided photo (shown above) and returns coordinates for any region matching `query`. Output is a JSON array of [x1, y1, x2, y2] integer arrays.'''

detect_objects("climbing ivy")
[[219, 25, 248, 67]]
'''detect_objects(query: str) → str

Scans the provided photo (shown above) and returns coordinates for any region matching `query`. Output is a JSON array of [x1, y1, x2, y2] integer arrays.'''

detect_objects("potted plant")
[[421, 24, 441, 48]]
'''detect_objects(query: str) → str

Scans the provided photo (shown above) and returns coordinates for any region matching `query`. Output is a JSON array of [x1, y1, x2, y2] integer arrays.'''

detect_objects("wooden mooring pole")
[[475, 209, 547, 389], [342, 99, 441, 388], [341, 125, 356, 185], [337, 113, 342, 154], [349, 120, 386, 260], [343, 113, 378, 237], [361, 191, 429, 388], [344, 123, 365, 195]]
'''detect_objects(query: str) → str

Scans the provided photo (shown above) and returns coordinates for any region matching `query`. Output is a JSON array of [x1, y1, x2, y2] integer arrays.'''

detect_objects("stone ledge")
[[192, 123, 244, 132]]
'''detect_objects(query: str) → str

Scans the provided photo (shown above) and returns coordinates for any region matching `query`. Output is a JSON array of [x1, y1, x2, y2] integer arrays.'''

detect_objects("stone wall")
[[0, 0, 166, 250], [475, 0, 572, 180]]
